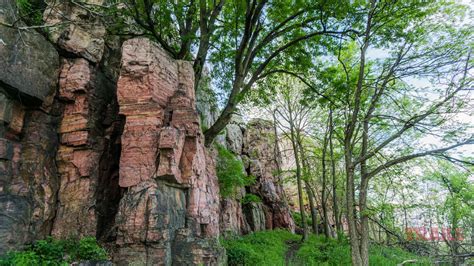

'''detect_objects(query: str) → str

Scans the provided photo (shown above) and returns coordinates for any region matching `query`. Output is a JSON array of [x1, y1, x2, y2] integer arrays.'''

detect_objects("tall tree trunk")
[[298, 139, 318, 235], [345, 163, 362, 266], [321, 116, 330, 238], [305, 181, 319, 234], [329, 107, 341, 233], [285, 95, 307, 241], [358, 119, 370, 266]]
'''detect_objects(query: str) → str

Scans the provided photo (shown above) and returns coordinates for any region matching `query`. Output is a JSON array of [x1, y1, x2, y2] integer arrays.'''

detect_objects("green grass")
[[296, 234, 432, 266], [0, 236, 108, 265], [223, 230, 300, 266], [223, 230, 432, 266]]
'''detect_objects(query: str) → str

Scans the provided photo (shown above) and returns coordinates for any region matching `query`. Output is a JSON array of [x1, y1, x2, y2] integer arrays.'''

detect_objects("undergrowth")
[[16, 0, 44, 26], [291, 211, 312, 229], [224, 230, 432, 266], [0, 236, 108, 265], [223, 230, 299, 266], [296, 234, 432, 266]]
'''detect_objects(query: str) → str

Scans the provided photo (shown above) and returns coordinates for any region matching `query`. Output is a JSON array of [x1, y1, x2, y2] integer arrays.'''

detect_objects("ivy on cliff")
[[215, 144, 255, 198]]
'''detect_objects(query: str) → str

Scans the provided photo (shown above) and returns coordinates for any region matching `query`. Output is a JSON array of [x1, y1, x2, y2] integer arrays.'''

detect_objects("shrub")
[[76, 237, 108, 261], [215, 144, 255, 198], [16, 0, 44, 26], [241, 193, 262, 205], [0, 236, 107, 265], [291, 211, 312, 229]]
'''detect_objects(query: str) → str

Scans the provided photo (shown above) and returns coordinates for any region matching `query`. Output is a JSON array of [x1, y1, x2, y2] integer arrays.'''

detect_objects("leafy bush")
[[216, 144, 255, 198], [241, 193, 262, 205], [291, 211, 312, 229], [16, 0, 44, 26], [223, 230, 299, 266], [76, 237, 108, 261], [0, 236, 107, 265]]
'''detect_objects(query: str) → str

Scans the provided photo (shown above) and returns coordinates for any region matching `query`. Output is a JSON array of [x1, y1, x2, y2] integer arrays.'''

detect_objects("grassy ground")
[[223, 230, 432, 266]]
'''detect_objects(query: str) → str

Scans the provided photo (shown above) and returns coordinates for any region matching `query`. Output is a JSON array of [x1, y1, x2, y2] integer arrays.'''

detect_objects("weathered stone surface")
[[0, 72, 62, 255], [243, 202, 267, 232], [243, 119, 295, 232], [220, 198, 251, 236], [43, 0, 106, 63], [52, 56, 119, 239], [20, 110, 61, 240], [0, 0, 59, 102], [0, 194, 31, 255], [114, 38, 223, 265], [1, 0, 122, 256], [226, 123, 243, 155]]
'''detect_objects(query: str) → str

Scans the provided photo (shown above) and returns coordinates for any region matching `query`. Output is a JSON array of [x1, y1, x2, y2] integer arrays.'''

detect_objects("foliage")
[[76, 237, 108, 261], [0, 236, 107, 265], [15, 0, 44, 26], [291, 211, 312, 230], [297, 235, 432, 266], [215, 144, 255, 198], [223, 231, 432, 266], [222, 230, 299, 266], [240, 193, 261, 205]]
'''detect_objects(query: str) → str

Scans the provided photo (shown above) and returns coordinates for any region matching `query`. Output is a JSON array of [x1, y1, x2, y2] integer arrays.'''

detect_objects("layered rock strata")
[[52, 57, 119, 238], [0, 0, 61, 254], [218, 118, 295, 235], [113, 38, 224, 265], [42, 0, 122, 239], [1, 0, 294, 262]]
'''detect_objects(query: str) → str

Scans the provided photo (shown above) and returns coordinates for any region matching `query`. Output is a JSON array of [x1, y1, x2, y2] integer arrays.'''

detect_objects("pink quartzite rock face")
[[243, 119, 295, 231], [114, 38, 223, 265], [52, 56, 120, 239], [44, 1, 106, 63], [219, 118, 295, 235], [243, 119, 295, 232]]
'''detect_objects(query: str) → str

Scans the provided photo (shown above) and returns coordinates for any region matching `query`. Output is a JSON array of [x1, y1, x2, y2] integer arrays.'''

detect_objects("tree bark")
[[329, 107, 342, 233], [321, 115, 330, 238], [287, 95, 308, 242]]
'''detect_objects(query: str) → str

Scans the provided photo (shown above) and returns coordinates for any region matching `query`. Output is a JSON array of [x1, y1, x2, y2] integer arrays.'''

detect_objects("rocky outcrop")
[[0, 0, 61, 254], [219, 118, 295, 235], [0, 0, 121, 254], [43, 0, 106, 63], [0, 0, 294, 262], [41, 0, 122, 240], [243, 119, 295, 231], [0, 0, 59, 103], [52, 57, 119, 238], [113, 38, 224, 265]]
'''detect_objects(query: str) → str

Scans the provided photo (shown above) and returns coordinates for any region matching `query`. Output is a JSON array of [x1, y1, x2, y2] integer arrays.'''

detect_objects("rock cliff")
[[0, 0, 294, 264], [218, 118, 295, 235]]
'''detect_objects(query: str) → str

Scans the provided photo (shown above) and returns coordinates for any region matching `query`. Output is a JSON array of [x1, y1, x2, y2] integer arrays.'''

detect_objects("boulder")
[[43, 0, 106, 63], [0, 0, 59, 103]]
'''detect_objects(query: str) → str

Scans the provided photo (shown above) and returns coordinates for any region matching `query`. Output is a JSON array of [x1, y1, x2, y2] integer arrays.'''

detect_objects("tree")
[[303, 1, 472, 264], [109, 0, 359, 145], [429, 162, 473, 264], [271, 78, 313, 241], [114, 0, 224, 90]]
